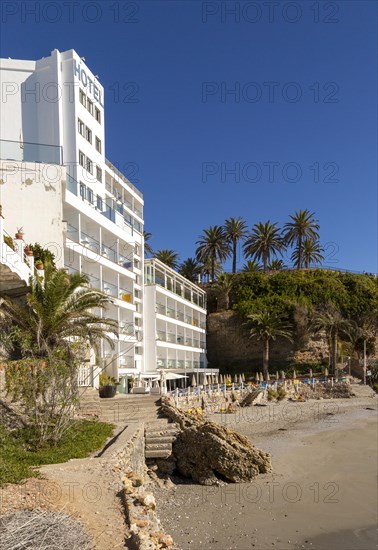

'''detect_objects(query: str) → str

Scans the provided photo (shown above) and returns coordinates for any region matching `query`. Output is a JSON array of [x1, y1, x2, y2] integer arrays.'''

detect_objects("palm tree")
[[0, 266, 118, 359], [242, 260, 262, 272], [199, 257, 224, 283], [195, 226, 230, 282], [179, 258, 201, 282], [215, 273, 234, 310], [143, 231, 153, 256], [245, 309, 293, 380], [154, 249, 180, 270], [292, 238, 324, 269], [224, 217, 248, 273], [243, 221, 284, 272], [283, 210, 320, 269], [268, 259, 286, 271], [312, 307, 353, 375]]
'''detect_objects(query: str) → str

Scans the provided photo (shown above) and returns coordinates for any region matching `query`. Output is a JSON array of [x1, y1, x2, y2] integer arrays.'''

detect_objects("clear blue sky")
[[1, 0, 377, 272]]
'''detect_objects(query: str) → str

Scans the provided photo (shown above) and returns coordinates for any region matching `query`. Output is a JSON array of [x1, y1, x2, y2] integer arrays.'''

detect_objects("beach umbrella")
[[276, 371, 279, 380], [293, 369, 297, 379], [325, 368, 329, 377], [281, 370, 285, 380], [191, 374, 197, 387], [234, 374, 238, 383], [259, 372, 264, 382], [309, 368, 313, 378], [255, 372, 260, 382], [266, 372, 270, 381], [219, 374, 223, 384], [214, 374, 219, 384], [239, 374, 243, 384]]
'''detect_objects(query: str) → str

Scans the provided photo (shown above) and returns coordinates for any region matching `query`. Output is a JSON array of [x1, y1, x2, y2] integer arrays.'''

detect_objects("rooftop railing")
[[0, 139, 62, 165]]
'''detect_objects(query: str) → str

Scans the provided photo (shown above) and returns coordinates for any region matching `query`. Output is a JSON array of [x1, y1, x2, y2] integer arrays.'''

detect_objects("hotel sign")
[[74, 60, 104, 107]]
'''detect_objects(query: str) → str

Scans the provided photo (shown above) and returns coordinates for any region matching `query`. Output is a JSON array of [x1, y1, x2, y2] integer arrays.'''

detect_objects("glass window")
[[96, 166, 102, 182], [77, 118, 84, 136], [87, 188, 94, 204], [96, 195, 103, 210], [79, 89, 86, 107], [79, 182, 86, 200], [87, 99, 93, 115], [86, 157, 93, 174], [79, 150, 85, 167], [95, 137, 102, 153], [85, 126, 92, 143], [95, 107, 101, 123]]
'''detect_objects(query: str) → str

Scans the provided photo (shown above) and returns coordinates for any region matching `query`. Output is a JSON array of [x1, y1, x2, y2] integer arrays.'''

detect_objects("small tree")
[[1, 267, 118, 446], [245, 309, 293, 380]]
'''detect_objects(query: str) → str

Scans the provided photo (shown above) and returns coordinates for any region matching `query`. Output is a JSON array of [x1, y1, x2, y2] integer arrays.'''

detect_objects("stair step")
[[145, 443, 172, 451], [145, 436, 176, 444], [145, 450, 172, 459]]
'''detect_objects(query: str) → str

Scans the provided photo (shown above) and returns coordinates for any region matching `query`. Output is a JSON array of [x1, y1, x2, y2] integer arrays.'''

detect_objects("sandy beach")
[[154, 395, 378, 550]]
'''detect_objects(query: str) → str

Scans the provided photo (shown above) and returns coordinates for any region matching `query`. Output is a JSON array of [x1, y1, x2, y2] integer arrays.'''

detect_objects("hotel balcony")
[[64, 220, 135, 279], [156, 302, 206, 330], [65, 175, 142, 237], [156, 359, 206, 370], [156, 330, 206, 350]]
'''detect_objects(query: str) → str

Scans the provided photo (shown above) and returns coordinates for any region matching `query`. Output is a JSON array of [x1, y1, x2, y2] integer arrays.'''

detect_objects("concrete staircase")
[[350, 383, 377, 399], [77, 388, 163, 425], [144, 421, 179, 459], [77, 389, 180, 460]]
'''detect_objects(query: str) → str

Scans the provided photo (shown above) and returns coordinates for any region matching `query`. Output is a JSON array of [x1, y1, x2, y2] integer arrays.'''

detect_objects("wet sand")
[[154, 397, 378, 549]]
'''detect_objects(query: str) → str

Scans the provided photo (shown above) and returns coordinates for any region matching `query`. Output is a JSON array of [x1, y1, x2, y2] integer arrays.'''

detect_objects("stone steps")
[[144, 418, 179, 459], [145, 449, 172, 459]]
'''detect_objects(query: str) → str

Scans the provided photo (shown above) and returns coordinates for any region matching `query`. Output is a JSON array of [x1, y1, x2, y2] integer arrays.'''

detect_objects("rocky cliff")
[[206, 310, 329, 370]]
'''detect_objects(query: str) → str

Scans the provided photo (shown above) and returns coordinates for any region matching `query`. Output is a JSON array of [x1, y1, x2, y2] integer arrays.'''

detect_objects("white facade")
[[0, 49, 144, 382], [144, 259, 207, 379]]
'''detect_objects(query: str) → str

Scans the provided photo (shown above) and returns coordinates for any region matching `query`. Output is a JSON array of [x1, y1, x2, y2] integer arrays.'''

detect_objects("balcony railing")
[[156, 359, 206, 369], [105, 158, 143, 199], [66, 175, 142, 236], [0, 139, 62, 165], [156, 331, 206, 349]]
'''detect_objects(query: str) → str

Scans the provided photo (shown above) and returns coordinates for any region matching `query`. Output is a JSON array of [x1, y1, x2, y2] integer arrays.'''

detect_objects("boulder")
[[160, 398, 272, 485]]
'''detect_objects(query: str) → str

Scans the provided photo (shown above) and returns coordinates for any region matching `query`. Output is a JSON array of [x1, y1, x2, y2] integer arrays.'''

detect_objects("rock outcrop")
[[160, 398, 272, 486]]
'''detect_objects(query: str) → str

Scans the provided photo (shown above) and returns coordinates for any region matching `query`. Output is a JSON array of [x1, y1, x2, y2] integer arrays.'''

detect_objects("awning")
[[164, 372, 189, 380]]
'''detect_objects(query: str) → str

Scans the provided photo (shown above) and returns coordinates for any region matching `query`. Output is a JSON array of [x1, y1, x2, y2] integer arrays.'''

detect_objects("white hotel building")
[[0, 48, 209, 389]]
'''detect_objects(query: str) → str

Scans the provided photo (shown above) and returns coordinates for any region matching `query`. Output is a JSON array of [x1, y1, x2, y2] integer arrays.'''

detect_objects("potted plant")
[[99, 372, 119, 398], [15, 227, 24, 240], [24, 246, 34, 257], [35, 260, 44, 270]]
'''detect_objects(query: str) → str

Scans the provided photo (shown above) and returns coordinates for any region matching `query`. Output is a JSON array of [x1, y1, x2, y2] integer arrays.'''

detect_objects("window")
[[95, 137, 102, 153], [86, 157, 93, 174], [77, 118, 84, 136], [95, 107, 101, 123], [87, 99, 93, 115], [85, 126, 92, 143], [96, 195, 103, 211], [79, 150, 85, 167], [134, 243, 140, 256], [79, 89, 86, 107], [96, 166, 102, 182], [87, 188, 94, 204], [79, 182, 86, 200]]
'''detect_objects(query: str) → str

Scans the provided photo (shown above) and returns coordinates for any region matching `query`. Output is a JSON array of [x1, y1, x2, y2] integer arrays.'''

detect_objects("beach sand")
[[154, 396, 378, 550]]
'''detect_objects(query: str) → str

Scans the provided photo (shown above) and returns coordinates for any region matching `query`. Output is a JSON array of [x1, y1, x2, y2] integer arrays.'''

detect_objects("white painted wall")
[[0, 160, 65, 268]]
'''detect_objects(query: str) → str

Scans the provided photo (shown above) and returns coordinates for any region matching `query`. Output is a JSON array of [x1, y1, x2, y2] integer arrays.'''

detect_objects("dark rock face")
[[206, 311, 329, 369], [160, 399, 272, 486]]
